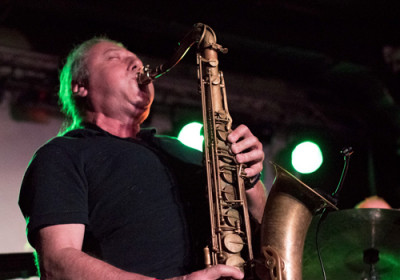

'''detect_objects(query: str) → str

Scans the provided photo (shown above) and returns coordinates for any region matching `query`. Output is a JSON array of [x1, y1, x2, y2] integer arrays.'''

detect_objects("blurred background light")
[[177, 121, 204, 151], [291, 141, 323, 174]]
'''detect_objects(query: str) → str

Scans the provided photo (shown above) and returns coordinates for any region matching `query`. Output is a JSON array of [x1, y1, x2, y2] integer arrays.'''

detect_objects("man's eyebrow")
[[103, 48, 123, 55]]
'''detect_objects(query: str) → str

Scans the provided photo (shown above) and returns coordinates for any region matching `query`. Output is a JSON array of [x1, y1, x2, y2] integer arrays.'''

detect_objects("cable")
[[315, 209, 329, 280], [315, 146, 353, 279], [332, 147, 353, 199]]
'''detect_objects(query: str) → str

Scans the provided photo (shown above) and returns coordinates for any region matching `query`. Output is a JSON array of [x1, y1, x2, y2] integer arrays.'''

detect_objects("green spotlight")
[[177, 122, 204, 151], [291, 141, 323, 174]]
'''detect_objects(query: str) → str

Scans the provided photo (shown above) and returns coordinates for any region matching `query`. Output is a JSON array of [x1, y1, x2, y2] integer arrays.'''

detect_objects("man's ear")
[[71, 81, 88, 97]]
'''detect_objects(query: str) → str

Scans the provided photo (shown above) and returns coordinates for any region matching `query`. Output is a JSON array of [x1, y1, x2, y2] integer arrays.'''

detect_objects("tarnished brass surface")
[[136, 23, 254, 279], [196, 24, 254, 277], [258, 164, 337, 280], [303, 208, 400, 280]]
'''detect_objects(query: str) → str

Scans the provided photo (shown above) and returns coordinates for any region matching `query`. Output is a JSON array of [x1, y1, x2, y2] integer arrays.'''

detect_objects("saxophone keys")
[[212, 77, 221, 85], [223, 208, 240, 227], [225, 255, 246, 272], [223, 233, 244, 253], [208, 59, 219, 67], [203, 247, 212, 267], [222, 184, 236, 201]]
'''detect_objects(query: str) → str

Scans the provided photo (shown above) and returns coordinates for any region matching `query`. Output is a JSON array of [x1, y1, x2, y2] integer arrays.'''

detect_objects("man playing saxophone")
[[18, 37, 266, 279]]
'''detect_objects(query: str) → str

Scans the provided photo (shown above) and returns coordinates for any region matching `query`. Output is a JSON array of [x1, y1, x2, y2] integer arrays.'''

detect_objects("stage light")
[[177, 122, 204, 151], [291, 141, 323, 174]]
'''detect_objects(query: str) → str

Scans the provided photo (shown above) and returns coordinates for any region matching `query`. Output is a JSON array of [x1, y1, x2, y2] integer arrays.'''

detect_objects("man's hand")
[[36, 226, 244, 280], [228, 124, 266, 222], [228, 124, 264, 177], [168, 264, 244, 280]]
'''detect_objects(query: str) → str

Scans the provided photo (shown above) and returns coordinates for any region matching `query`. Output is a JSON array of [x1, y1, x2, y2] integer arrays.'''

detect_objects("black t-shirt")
[[19, 124, 209, 278]]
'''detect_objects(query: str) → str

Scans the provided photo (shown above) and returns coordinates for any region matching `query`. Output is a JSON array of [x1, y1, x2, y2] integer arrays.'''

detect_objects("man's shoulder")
[[35, 127, 102, 156], [154, 134, 203, 166]]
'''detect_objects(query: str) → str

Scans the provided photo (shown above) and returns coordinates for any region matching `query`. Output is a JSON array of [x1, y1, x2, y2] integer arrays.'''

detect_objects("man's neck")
[[85, 112, 140, 138]]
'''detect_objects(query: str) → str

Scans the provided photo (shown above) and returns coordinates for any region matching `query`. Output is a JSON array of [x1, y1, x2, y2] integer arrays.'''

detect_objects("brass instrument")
[[137, 23, 338, 280], [196, 25, 254, 274], [258, 164, 338, 280], [138, 23, 254, 276]]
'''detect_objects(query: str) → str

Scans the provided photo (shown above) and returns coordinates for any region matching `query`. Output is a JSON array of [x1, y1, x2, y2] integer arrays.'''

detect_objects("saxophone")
[[195, 25, 254, 274], [137, 23, 338, 280], [138, 23, 254, 276]]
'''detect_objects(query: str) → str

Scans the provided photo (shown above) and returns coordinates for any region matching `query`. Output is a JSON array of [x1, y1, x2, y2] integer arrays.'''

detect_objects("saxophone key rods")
[[137, 23, 338, 280]]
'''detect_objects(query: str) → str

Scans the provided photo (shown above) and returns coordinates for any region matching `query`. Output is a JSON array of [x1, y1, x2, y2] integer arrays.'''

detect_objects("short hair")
[[58, 36, 123, 134]]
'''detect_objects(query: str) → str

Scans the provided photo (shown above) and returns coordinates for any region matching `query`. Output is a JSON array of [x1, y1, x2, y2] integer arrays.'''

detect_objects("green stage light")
[[291, 141, 323, 174], [177, 122, 204, 151]]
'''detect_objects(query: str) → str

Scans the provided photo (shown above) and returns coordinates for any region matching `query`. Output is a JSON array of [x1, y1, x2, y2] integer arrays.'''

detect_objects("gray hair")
[[58, 36, 123, 134]]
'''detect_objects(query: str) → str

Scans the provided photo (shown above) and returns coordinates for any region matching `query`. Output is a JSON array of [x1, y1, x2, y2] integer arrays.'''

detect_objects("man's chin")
[[136, 109, 150, 125]]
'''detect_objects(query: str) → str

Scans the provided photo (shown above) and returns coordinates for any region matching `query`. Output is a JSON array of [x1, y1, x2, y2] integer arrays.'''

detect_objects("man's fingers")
[[204, 264, 244, 279], [230, 135, 261, 155], [228, 124, 251, 144]]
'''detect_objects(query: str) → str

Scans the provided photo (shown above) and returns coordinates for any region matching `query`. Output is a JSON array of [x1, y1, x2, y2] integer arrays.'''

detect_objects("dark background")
[[2, 0, 400, 209]]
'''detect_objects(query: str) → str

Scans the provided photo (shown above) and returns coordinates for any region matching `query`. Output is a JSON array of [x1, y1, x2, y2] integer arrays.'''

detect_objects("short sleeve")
[[18, 143, 89, 246]]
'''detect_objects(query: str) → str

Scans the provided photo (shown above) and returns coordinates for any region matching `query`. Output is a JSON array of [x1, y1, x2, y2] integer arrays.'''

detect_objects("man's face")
[[84, 41, 155, 124]]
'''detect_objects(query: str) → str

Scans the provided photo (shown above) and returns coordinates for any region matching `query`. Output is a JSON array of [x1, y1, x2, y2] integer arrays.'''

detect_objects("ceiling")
[[2, 0, 400, 131], [1, 0, 400, 205], [3, 0, 400, 60]]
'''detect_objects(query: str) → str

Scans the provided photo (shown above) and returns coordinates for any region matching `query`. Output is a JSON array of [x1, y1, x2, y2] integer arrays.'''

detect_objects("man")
[[19, 37, 266, 280], [355, 195, 392, 209]]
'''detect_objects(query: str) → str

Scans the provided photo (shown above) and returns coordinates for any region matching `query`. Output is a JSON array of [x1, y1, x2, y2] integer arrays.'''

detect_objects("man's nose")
[[127, 57, 142, 72]]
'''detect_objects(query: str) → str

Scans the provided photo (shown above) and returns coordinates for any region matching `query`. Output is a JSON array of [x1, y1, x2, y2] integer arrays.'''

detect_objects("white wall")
[[0, 96, 62, 253]]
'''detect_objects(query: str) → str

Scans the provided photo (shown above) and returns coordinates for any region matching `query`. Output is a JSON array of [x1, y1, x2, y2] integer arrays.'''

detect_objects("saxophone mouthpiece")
[[137, 65, 153, 85]]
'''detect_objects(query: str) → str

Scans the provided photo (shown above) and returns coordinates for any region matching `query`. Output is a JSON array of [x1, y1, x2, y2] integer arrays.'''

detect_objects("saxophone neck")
[[137, 23, 208, 85], [197, 24, 228, 55]]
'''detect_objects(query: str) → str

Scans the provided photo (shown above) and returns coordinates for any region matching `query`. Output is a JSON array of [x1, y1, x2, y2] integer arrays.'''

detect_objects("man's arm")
[[35, 224, 244, 280], [245, 181, 267, 223], [36, 224, 146, 280], [228, 124, 267, 223]]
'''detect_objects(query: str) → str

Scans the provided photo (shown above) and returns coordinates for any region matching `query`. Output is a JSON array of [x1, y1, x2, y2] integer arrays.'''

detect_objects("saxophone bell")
[[257, 163, 338, 280]]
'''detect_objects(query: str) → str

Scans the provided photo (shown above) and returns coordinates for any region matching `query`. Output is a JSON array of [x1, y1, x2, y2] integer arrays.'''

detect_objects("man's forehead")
[[90, 41, 126, 54], [86, 41, 139, 65]]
